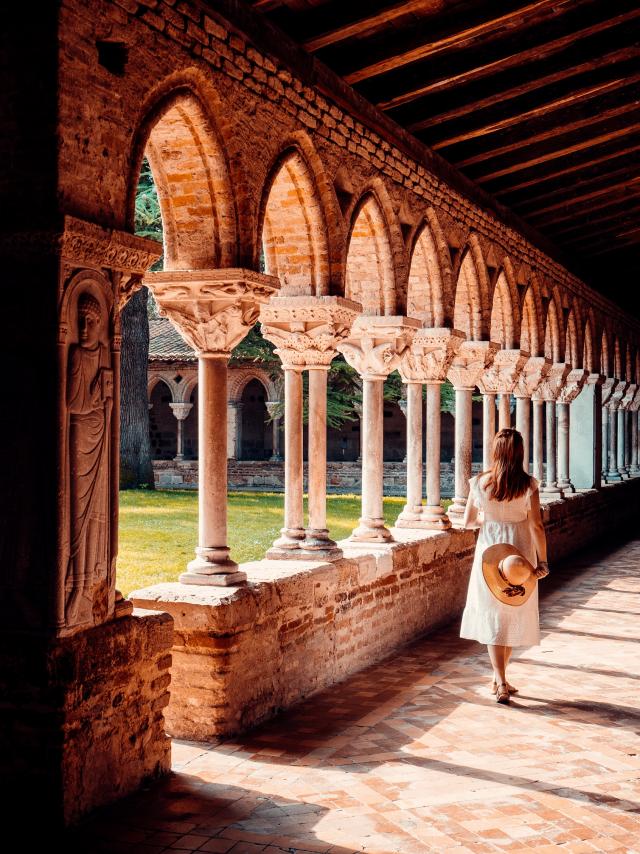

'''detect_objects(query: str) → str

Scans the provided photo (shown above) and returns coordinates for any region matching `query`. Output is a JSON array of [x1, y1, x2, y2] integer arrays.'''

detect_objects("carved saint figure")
[[66, 292, 112, 624]]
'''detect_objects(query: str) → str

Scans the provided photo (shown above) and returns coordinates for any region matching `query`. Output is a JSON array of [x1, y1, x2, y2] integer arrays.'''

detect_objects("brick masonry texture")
[[0, 610, 174, 826], [131, 478, 640, 742]]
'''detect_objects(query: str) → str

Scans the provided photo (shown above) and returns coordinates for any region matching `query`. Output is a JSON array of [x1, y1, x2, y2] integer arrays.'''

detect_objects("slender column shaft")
[[305, 369, 339, 555], [482, 393, 496, 471], [516, 397, 531, 472], [607, 407, 621, 481], [181, 355, 242, 583], [450, 387, 473, 521], [351, 379, 391, 541], [631, 411, 640, 474], [617, 408, 626, 477], [423, 382, 450, 528], [542, 399, 560, 493], [175, 418, 184, 460], [557, 401, 573, 491], [498, 393, 511, 430], [533, 399, 544, 484], [602, 407, 609, 480], [272, 417, 281, 458], [398, 383, 423, 522]]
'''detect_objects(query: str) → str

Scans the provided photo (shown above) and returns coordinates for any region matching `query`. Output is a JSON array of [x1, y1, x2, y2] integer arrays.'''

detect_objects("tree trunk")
[[120, 287, 154, 489]]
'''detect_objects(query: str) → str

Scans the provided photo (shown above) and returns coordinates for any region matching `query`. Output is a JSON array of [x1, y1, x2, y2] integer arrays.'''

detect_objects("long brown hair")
[[482, 428, 532, 502]]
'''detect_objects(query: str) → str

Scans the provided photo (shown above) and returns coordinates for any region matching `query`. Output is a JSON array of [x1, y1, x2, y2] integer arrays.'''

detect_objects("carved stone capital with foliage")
[[512, 356, 552, 399], [446, 340, 500, 390], [620, 383, 638, 411], [260, 295, 361, 370], [477, 349, 529, 395], [601, 377, 617, 406], [629, 387, 640, 412], [169, 402, 193, 421], [557, 368, 589, 404], [145, 269, 279, 356], [532, 362, 571, 402], [337, 315, 421, 380], [609, 380, 629, 409], [398, 327, 465, 384]]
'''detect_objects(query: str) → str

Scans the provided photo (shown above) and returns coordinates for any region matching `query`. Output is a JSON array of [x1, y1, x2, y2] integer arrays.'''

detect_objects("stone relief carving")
[[513, 357, 552, 398], [337, 316, 420, 380], [557, 369, 589, 404], [477, 349, 529, 395], [532, 362, 571, 402], [446, 340, 500, 390], [62, 282, 114, 629]]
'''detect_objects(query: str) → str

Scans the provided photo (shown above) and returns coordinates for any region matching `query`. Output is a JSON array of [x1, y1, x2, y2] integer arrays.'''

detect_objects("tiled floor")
[[71, 539, 640, 853]]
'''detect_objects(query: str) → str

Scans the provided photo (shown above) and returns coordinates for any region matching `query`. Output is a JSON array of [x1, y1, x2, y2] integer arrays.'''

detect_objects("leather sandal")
[[495, 682, 510, 704], [492, 680, 518, 695]]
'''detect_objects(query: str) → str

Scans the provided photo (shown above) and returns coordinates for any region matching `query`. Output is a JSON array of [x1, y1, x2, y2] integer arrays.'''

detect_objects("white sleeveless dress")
[[459, 473, 541, 647]]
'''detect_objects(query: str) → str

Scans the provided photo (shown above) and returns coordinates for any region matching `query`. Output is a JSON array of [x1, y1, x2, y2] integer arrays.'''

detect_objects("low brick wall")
[[153, 459, 484, 497], [0, 610, 174, 826], [130, 478, 640, 742]]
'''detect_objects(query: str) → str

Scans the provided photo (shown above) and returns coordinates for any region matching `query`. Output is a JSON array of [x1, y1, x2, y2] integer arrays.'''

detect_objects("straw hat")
[[482, 543, 537, 606]]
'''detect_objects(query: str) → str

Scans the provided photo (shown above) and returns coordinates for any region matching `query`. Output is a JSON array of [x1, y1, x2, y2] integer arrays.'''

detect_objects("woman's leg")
[[488, 644, 507, 686]]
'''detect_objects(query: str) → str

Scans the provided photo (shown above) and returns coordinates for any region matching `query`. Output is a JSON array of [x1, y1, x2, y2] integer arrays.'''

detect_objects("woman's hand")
[[533, 560, 549, 579]]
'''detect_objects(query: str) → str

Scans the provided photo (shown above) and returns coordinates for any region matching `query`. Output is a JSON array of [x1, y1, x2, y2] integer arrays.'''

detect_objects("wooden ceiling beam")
[[344, 0, 579, 84], [548, 201, 640, 237], [515, 163, 640, 212], [404, 45, 640, 131], [529, 190, 640, 228], [492, 141, 640, 197], [376, 8, 640, 110], [586, 236, 640, 257], [466, 112, 640, 181], [430, 74, 640, 150], [563, 220, 640, 246], [303, 1, 441, 51]]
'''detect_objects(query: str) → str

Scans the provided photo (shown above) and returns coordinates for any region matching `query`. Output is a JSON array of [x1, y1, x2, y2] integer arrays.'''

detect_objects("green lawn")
[[118, 490, 450, 596]]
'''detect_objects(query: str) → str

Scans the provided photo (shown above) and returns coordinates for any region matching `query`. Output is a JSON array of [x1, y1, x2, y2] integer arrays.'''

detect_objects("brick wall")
[[0, 610, 174, 826], [131, 477, 640, 741]]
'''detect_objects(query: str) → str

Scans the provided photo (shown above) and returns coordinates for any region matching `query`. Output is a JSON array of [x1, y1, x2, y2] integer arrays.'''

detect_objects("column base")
[[266, 527, 306, 559], [447, 498, 466, 525], [349, 517, 393, 543], [180, 549, 246, 586], [174, 454, 184, 462], [420, 505, 452, 530], [394, 503, 425, 528], [269, 453, 283, 462], [541, 484, 564, 496], [302, 529, 343, 561], [606, 470, 622, 482], [556, 480, 575, 493], [629, 466, 640, 476]]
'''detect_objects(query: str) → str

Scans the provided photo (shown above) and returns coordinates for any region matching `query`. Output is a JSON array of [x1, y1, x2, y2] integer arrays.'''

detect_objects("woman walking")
[[460, 428, 549, 703]]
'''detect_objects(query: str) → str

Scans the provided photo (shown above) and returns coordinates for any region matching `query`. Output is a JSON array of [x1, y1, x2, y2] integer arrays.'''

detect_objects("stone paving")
[[70, 538, 640, 853]]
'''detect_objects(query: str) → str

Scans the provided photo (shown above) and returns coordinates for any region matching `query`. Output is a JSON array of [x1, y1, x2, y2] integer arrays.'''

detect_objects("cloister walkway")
[[72, 539, 640, 854]]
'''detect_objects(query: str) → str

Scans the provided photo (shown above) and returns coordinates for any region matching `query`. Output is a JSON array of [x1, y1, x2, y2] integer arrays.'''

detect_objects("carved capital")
[[169, 402, 193, 421], [620, 383, 638, 411], [446, 340, 500, 390], [557, 368, 589, 404], [601, 377, 617, 406], [398, 327, 465, 383], [586, 373, 605, 387], [265, 400, 281, 417], [260, 295, 361, 369], [532, 362, 571, 402], [145, 268, 279, 356], [337, 315, 420, 380], [609, 380, 629, 410], [629, 387, 640, 412], [512, 357, 552, 399], [477, 349, 529, 395]]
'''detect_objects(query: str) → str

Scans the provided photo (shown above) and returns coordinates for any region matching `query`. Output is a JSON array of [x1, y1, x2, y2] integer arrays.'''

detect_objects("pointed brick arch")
[[345, 192, 396, 315], [564, 306, 581, 367], [407, 217, 448, 326], [453, 237, 488, 340], [259, 141, 334, 296], [228, 368, 280, 404], [583, 309, 597, 373], [544, 298, 562, 363], [601, 329, 612, 376], [490, 268, 518, 349], [131, 82, 237, 271], [520, 280, 544, 357]]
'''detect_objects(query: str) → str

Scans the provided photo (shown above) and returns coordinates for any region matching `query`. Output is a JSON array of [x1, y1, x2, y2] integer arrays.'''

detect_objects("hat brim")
[[482, 543, 537, 607]]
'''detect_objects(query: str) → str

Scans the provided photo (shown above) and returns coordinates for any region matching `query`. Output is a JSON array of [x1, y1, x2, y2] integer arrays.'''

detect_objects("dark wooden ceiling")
[[247, 0, 640, 314]]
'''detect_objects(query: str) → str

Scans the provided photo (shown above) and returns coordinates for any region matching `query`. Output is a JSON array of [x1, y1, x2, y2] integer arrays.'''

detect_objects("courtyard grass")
[[118, 489, 451, 596]]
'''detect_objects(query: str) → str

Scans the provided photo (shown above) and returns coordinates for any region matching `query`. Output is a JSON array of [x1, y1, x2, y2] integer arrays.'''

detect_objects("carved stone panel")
[[446, 341, 500, 390], [557, 369, 589, 404], [513, 356, 552, 399], [337, 315, 421, 380], [477, 349, 529, 395], [532, 363, 571, 402]]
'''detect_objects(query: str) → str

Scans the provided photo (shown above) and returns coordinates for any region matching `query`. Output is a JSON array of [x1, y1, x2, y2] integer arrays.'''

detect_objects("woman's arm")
[[528, 487, 549, 574], [462, 485, 480, 529]]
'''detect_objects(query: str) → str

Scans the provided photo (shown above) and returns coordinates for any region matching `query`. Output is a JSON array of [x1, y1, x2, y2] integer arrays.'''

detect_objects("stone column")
[[146, 268, 279, 585], [607, 381, 628, 482], [617, 408, 627, 478], [169, 402, 193, 461], [498, 394, 511, 429], [556, 369, 588, 493], [533, 362, 570, 496], [532, 399, 545, 484], [477, 349, 527, 469], [570, 373, 604, 490], [396, 328, 464, 529], [447, 340, 499, 523], [482, 393, 496, 471], [338, 315, 420, 542], [514, 357, 551, 475], [620, 384, 637, 478], [630, 403, 640, 476], [262, 295, 360, 558], [600, 378, 615, 482], [265, 401, 283, 461]]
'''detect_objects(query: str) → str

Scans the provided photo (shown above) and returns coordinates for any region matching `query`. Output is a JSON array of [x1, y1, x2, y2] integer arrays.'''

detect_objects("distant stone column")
[[498, 394, 511, 429], [447, 341, 499, 524], [514, 357, 552, 475], [482, 393, 496, 471], [146, 268, 279, 585], [477, 349, 527, 467], [265, 401, 282, 461], [556, 369, 588, 493], [169, 402, 193, 461], [607, 380, 628, 482], [631, 406, 640, 476], [533, 362, 571, 496], [532, 399, 544, 484]]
